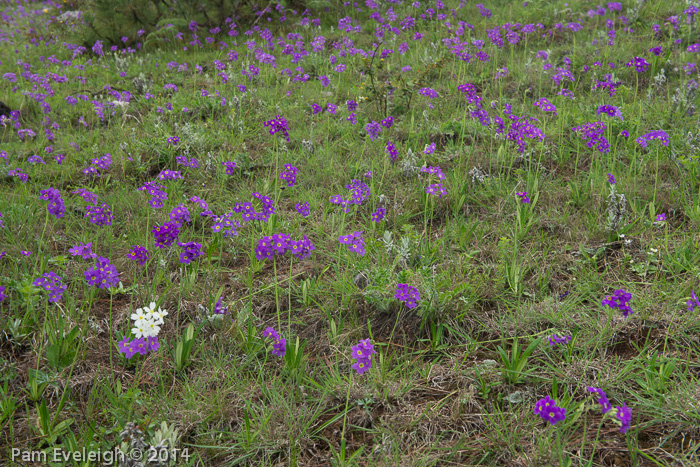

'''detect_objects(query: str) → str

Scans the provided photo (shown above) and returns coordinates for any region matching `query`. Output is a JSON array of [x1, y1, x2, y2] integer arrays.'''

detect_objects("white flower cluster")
[[130, 302, 168, 339]]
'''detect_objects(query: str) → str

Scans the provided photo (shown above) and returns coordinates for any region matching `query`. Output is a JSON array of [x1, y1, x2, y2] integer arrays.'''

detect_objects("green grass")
[[1, 0, 700, 465]]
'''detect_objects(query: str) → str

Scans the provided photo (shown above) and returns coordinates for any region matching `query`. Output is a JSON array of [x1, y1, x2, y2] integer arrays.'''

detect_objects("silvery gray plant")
[[606, 182, 627, 232], [118, 421, 181, 467]]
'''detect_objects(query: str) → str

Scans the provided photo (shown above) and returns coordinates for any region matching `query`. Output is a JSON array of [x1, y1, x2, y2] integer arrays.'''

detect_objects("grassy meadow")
[[1, 0, 700, 465]]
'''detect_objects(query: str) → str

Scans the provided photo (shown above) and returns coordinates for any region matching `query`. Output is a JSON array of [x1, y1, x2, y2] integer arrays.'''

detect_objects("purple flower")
[[8, 169, 28, 183], [169, 203, 191, 227], [152, 221, 180, 248], [158, 169, 183, 181], [626, 56, 650, 73], [263, 115, 290, 141], [339, 231, 366, 257], [139, 181, 168, 209], [346, 100, 358, 111], [177, 241, 204, 264], [351, 338, 377, 375], [262, 327, 286, 357], [214, 296, 228, 315], [423, 142, 436, 154], [69, 242, 97, 260], [371, 207, 386, 222], [602, 289, 633, 317], [28, 155, 45, 164], [222, 161, 236, 175], [211, 212, 241, 237], [534, 396, 567, 425], [426, 183, 447, 198], [233, 192, 275, 222], [654, 213, 667, 225], [636, 130, 669, 148], [0, 286, 7, 304], [365, 121, 382, 140], [72, 189, 98, 204], [687, 290, 700, 312], [280, 164, 299, 188], [533, 98, 557, 115], [395, 283, 420, 309], [21, 250, 31, 256], [33, 271, 67, 303], [380, 116, 394, 128], [607, 173, 616, 184], [386, 141, 399, 162], [517, 191, 530, 203], [548, 334, 572, 346], [295, 201, 310, 217], [85, 203, 113, 226], [127, 245, 150, 265], [166, 136, 180, 145], [586, 387, 612, 414], [39, 187, 66, 218], [572, 121, 610, 154], [84, 256, 120, 289], [597, 105, 623, 120], [614, 402, 632, 433]]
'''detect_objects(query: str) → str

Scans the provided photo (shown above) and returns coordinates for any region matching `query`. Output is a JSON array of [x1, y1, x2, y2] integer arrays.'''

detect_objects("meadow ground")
[[1, 0, 700, 465]]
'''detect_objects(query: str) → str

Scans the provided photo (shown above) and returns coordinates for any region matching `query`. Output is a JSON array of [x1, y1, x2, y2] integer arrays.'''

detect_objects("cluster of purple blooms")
[[233, 192, 275, 221], [118, 336, 160, 359], [687, 290, 700, 312], [262, 327, 286, 357], [152, 221, 180, 248], [395, 284, 420, 309], [72, 189, 98, 204], [295, 201, 310, 217], [139, 181, 168, 209], [127, 245, 150, 265], [597, 105, 623, 120], [587, 387, 631, 433], [339, 231, 366, 257], [533, 98, 557, 115], [158, 169, 183, 181], [176, 155, 199, 168], [602, 289, 633, 317], [371, 206, 386, 222], [169, 203, 191, 227], [279, 164, 298, 188], [0, 286, 6, 304], [8, 169, 28, 182], [548, 334, 571, 346], [626, 56, 650, 73], [177, 241, 205, 264], [330, 179, 370, 213], [39, 188, 66, 218], [68, 242, 97, 260], [572, 121, 610, 153], [636, 130, 669, 148], [351, 339, 376, 375], [33, 271, 67, 303], [222, 161, 236, 175], [84, 257, 120, 289], [85, 203, 113, 226], [386, 141, 399, 162], [211, 212, 241, 237], [255, 233, 315, 261], [263, 115, 290, 141], [534, 395, 567, 425], [517, 191, 530, 203]]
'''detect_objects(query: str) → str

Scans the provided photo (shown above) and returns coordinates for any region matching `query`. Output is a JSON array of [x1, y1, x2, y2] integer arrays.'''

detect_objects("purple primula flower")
[[169, 203, 191, 227], [262, 327, 286, 357], [351, 338, 377, 375], [365, 121, 382, 140], [39, 187, 66, 219], [233, 192, 275, 222], [0, 285, 6, 304], [85, 203, 113, 226], [280, 164, 298, 188], [158, 169, 183, 181], [395, 283, 420, 309], [586, 387, 612, 414], [127, 245, 150, 265], [572, 121, 610, 154], [84, 256, 120, 289], [423, 142, 436, 154], [386, 141, 399, 162], [295, 201, 310, 217], [614, 402, 632, 433], [222, 161, 236, 175], [626, 56, 650, 73], [636, 130, 669, 148], [517, 191, 530, 203], [371, 206, 386, 222], [602, 289, 633, 317], [548, 334, 572, 346], [339, 231, 366, 257], [533, 98, 557, 115], [152, 221, 180, 248], [534, 395, 567, 425], [72, 189, 98, 204], [69, 242, 97, 260], [426, 183, 447, 197], [596, 105, 623, 121], [687, 290, 700, 312], [607, 173, 616, 184], [214, 296, 228, 315], [263, 115, 290, 141], [33, 271, 67, 303], [177, 241, 204, 264]]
